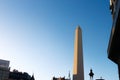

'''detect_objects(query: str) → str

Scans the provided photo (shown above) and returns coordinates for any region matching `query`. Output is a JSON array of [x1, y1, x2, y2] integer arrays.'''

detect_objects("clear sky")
[[0, 0, 118, 80]]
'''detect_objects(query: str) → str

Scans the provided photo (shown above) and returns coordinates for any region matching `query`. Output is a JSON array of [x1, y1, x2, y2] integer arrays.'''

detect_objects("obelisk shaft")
[[73, 26, 84, 80]]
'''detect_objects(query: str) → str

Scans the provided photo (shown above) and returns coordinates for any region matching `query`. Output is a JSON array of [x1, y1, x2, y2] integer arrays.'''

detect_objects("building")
[[73, 26, 84, 80], [0, 59, 35, 80], [8, 69, 35, 80], [52, 77, 66, 80], [52, 72, 71, 80], [0, 59, 10, 68], [107, 0, 120, 79], [96, 77, 104, 80], [96, 79, 104, 80], [0, 59, 10, 80], [52, 77, 70, 80]]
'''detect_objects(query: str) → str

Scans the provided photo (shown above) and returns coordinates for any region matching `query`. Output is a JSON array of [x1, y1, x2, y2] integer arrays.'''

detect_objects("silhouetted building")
[[96, 79, 104, 80], [52, 75, 70, 80], [52, 77, 70, 80], [108, 0, 120, 80], [9, 69, 35, 80], [52, 77, 65, 80], [0, 59, 10, 80], [0, 59, 35, 80], [96, 77, 104, 80], [30, 75, 35, 80], [52, 71, 71, 80]]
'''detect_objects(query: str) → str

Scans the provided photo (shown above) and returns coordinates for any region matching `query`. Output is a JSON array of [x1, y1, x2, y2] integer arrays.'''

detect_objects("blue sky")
[[0, 0, 118, 80]]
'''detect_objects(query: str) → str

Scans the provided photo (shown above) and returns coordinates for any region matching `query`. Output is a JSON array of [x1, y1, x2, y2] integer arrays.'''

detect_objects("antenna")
[[68, 71, 71, 80]]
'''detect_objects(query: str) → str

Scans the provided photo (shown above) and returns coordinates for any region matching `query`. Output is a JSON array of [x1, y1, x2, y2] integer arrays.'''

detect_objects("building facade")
[[0, 66, 10, 80], [0, 59, 10, 80], [0, 59, 35, 80], [108, 0, 120, 80]]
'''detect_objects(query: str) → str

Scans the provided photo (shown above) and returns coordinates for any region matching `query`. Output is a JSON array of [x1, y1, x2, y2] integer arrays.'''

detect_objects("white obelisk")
[[73, 26, 84, 80]]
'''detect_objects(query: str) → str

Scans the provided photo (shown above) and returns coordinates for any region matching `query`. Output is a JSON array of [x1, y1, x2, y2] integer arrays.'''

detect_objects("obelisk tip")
[[76, 25, 82, 31]]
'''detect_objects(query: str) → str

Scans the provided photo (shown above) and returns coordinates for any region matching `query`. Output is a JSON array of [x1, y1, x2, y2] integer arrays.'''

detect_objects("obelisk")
[[73, 26, 84, 80]]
